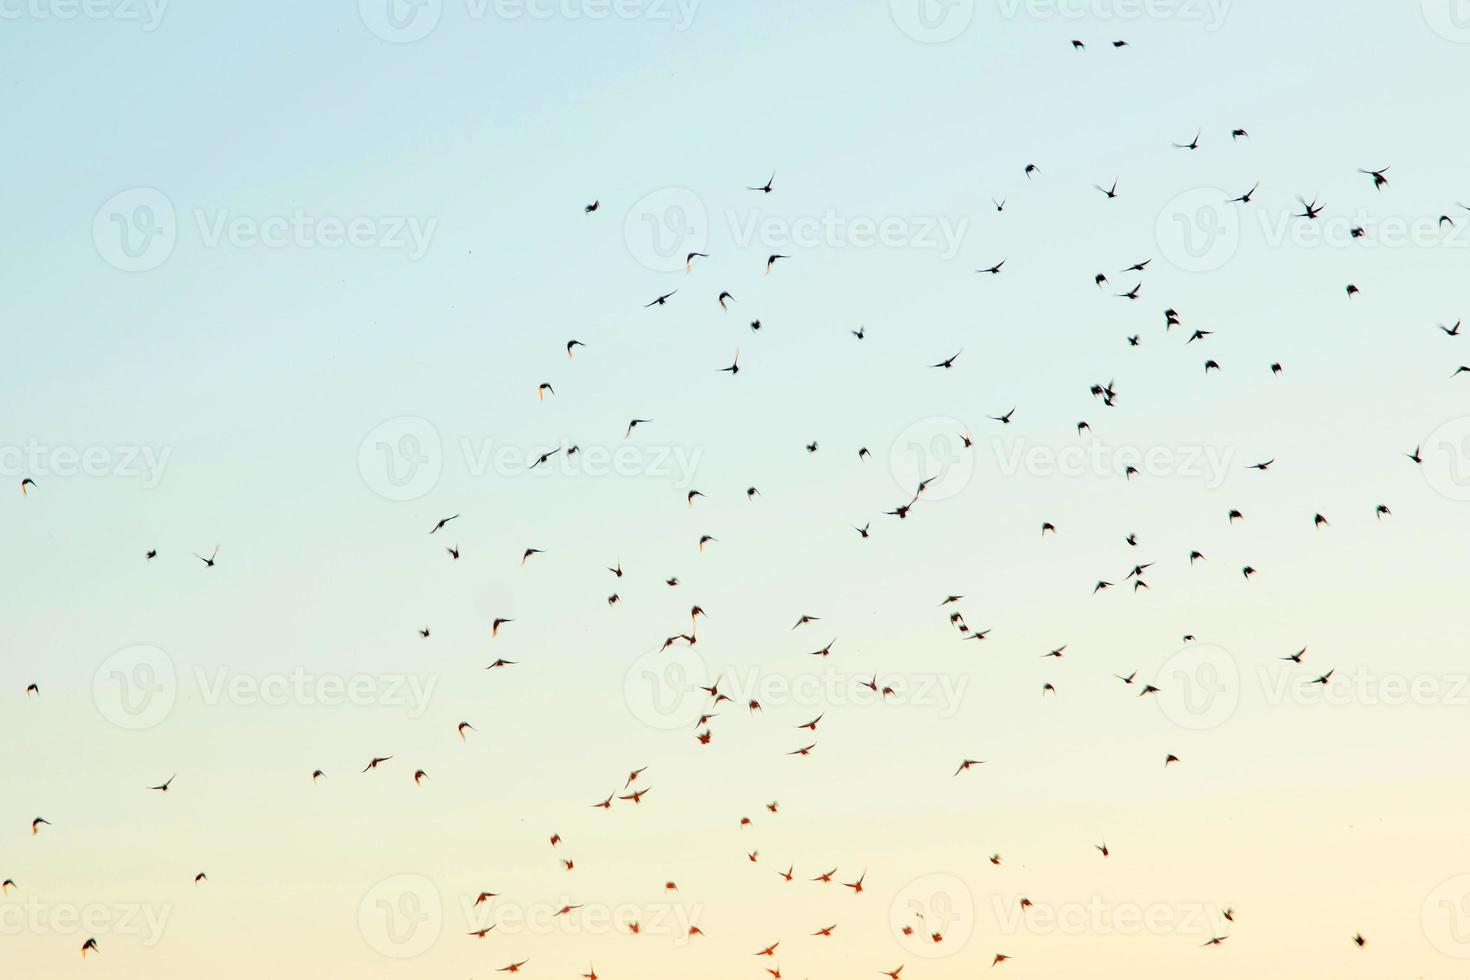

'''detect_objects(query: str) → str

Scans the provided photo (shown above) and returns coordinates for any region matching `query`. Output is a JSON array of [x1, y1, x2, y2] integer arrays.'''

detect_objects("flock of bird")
[[12, 32, 1468, 980]]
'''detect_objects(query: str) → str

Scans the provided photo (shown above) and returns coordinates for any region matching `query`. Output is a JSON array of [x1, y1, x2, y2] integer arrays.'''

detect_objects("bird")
[[1094, 178, 1119, 199], [1297, 196, 1326, 219], [583, 200, 598, 212], [932, 350, 962, 369], [147, 775, 175, 792], [1361, 166, 1389, 190], [645, 290, 676, 307], [1174, 129, 1201, 150], [747, 171, 775, 193], [977, 259, 1005, 275], [195, 545, 219, 567]]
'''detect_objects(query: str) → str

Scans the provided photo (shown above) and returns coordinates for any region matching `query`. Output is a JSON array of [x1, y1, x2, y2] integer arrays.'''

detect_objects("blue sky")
[[6, 1, 1470, 977]]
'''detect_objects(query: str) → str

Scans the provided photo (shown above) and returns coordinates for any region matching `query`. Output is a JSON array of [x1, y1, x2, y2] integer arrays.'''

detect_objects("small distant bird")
[[584, 200, 598, 213], [1360, 167, 1389, 190]]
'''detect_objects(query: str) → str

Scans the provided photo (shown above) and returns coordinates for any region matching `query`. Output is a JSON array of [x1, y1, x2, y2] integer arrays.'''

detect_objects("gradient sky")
[[6, 0, 1470, 977]]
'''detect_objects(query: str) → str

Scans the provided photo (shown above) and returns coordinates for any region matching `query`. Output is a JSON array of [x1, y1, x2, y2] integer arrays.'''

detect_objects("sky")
[[5, 0, 1470, 977]]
